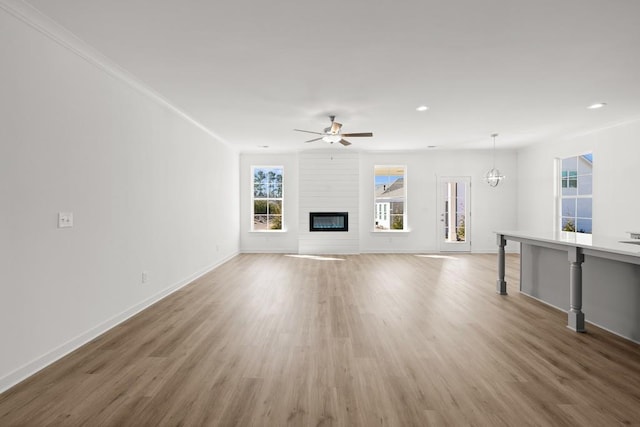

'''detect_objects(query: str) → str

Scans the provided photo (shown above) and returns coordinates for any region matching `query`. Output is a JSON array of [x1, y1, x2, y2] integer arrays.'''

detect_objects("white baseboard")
[[240, 249, 295, 254], [473, 249, 521, 254], [0, 252, 238, 394], [359, 249, 520, 254]]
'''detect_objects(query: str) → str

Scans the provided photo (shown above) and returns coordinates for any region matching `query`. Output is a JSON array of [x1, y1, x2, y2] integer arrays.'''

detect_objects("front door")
[[438, 176, 471, 252]]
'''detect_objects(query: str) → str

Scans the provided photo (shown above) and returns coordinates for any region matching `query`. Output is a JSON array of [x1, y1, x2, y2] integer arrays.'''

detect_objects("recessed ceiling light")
[[427, 145, 437, 149], [416, 105, 429, 112], [258, 145, 269, 148], [587, 102, 607, 109]]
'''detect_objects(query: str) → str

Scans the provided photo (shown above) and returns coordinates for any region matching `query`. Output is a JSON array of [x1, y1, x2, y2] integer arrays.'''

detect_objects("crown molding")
[[0, 0, 231, 147]]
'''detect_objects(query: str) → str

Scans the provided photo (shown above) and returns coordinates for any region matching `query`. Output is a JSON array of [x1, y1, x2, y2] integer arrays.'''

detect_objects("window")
[[559, 154, 592, 233], [374, 165, 406, 230], [252, 166, 283, 231]]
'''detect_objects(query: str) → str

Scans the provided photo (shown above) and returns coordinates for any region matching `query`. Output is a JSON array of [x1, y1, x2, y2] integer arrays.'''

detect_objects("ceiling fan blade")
[[294, 129, 323, 135], [339, 139, 352, 146], [341, 132, 373, 137], [304, 137, 323, 143], [330, 121, 343, 134]]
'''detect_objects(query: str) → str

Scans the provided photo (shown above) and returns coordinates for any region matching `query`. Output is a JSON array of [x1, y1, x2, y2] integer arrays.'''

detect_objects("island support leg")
[[497, 234, 507, 295], [568, 248, 586, 332]]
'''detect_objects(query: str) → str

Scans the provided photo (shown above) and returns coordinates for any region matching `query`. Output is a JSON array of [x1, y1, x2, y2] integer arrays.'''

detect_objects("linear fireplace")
[[309, 212, 349, 232]]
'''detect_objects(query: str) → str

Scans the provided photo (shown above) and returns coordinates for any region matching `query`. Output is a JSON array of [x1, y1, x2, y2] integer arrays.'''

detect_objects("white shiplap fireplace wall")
[[299, 151, 359, 254]]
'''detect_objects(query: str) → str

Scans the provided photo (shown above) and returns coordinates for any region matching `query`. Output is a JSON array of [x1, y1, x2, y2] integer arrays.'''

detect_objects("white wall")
[[517, 120, 640, 236], [240, 149, 518, 254], [0, 6, 239, 392]]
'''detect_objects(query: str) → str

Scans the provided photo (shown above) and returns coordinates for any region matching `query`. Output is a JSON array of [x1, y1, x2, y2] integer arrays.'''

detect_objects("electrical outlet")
[[58, 212, 73, 228], [142, 271, 149, 284]]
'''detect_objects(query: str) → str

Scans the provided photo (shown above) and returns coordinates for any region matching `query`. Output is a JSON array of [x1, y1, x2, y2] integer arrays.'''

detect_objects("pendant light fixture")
[[484, 133, 505, 187]]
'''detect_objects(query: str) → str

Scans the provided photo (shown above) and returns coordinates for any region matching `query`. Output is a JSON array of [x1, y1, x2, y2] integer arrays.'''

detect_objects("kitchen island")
[[496, 230, 640, 341]]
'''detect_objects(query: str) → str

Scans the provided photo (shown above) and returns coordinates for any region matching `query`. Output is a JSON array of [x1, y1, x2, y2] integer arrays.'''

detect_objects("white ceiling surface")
[[22, 0, 640, 152]]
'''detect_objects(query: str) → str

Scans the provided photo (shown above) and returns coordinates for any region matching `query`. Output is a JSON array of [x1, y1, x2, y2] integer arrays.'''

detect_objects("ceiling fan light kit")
[[484, 133, 505, 187], [322, 134, 342, 144], [294, 115, 373, 147]]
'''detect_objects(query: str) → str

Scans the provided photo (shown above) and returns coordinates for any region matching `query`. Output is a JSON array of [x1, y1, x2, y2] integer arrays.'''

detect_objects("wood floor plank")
[[2, 253, 640, 426]]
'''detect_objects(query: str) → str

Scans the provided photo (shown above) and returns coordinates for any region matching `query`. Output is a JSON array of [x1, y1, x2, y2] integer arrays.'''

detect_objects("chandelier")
[[484, 133, 505, 187]]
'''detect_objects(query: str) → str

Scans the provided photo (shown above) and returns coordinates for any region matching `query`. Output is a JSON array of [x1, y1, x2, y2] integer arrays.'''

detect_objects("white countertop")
[[496, 230, 640, 258]]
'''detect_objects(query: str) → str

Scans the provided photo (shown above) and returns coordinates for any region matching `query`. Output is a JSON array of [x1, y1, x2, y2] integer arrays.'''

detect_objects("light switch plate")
[[58, 212, 73, 228]]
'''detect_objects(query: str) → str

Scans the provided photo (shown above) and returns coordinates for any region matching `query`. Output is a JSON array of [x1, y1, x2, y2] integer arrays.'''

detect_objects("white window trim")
[[373, 164, 408, 232], [251, 165, 284, 232], [556, 154, 593, 234]]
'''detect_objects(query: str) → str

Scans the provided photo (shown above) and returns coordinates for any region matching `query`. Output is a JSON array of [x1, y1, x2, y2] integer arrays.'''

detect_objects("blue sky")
[[375, 175, 403, 186]]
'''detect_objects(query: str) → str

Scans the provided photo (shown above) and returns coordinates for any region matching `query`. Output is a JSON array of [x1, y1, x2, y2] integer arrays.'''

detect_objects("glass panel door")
[[438, 176, 471, 252]]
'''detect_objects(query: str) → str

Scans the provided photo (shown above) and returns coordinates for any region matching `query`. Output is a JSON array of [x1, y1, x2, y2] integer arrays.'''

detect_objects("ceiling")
[[22, 0, 640, 152]]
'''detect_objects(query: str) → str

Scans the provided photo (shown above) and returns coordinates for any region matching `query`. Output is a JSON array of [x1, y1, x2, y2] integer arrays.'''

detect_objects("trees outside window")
[[252, 166, 283, 231]]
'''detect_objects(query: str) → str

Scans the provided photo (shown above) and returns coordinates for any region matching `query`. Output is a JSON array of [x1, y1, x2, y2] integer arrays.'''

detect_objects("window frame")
[[373, 165, 407, 232], [557, 153, 592, 234], [251, 165, 284, 232]]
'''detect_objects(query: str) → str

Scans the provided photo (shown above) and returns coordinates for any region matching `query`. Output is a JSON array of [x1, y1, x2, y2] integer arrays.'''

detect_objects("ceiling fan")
[[294, 115, 373, 146]]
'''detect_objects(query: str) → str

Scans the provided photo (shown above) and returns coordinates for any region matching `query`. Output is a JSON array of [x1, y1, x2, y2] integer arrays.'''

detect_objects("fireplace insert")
[[309, 212, 348, 232]]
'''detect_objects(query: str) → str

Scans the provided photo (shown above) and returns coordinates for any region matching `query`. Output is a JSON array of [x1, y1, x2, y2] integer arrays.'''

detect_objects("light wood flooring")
[[1, 253, 640, 426]]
